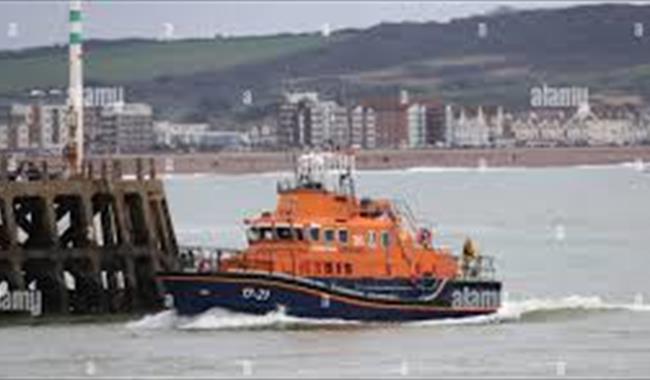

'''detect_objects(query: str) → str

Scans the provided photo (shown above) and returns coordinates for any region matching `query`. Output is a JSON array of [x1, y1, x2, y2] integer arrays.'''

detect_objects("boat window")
[[276, 227, 293, 240], [324, 262, 333, 274], [381, 231, 390, 248], [260, 227, 274, 240], [294, 228, 304, 241], [367, 231, 377, 248], [309, 227, 320, 241], [338, 229, 349, 245], [324, 229, 335, 243], [246, 227, 260, 243]]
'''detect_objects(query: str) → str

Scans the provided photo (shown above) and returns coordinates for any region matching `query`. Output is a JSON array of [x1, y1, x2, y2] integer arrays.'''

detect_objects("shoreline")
[[22, 146, 650, 176], [130, 146, 650, 175]]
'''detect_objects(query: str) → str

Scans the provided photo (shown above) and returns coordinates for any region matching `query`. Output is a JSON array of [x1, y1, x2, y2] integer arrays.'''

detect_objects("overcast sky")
[[0, 1, 639, 50]]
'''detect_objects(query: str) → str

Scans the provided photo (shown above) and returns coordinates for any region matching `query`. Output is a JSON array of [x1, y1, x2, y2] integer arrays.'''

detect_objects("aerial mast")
[[65, 0, 84, 175]]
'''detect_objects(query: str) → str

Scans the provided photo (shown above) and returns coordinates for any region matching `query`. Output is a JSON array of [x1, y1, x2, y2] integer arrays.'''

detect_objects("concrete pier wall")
[[0, 158, 178, 315]]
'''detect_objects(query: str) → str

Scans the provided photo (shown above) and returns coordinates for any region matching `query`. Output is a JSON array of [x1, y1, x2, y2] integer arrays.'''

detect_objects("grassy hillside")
[[0, 34, 331, 93]]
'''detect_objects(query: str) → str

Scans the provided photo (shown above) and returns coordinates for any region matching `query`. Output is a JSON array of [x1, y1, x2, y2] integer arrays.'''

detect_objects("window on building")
[[294, 228, 304, 241], [338, 229, 349, 245], [324, 262, 333, 275], [276, 227, 293, 240], [260, 227, 274, 240], [246, 227, 260, 243], [336, 262, 342, 274], [309, 227, 320, 241], [324, 229, 335, 243], [367, 231, 377, 248], [381, 231, 390, 248], [344, 263, 353, 275]]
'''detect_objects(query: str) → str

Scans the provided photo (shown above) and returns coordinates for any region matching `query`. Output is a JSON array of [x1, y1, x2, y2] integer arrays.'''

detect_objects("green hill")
[[0, 33, 332, 93]]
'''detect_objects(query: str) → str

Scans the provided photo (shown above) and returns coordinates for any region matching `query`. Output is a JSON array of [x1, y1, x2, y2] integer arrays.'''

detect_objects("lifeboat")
[[158, 152, 502, 321]]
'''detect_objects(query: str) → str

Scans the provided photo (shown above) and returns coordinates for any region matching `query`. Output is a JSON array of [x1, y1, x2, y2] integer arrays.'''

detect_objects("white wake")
[[126, 295, 650, 331]]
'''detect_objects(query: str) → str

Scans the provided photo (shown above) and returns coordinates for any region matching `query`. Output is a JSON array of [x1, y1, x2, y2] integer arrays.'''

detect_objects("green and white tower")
[[66, 0, 84, 174]]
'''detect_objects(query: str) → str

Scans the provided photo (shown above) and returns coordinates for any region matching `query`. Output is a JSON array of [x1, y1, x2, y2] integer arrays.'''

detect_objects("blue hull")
[[158, 272, 501, 322]]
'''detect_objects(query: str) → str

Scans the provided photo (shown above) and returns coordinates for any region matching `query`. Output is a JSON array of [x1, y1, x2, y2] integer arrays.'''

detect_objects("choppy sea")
[[2, 162, 649, 377]]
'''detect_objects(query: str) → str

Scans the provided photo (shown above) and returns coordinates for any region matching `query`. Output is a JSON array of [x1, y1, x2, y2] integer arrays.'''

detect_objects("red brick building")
[[361, 98, 409, 149]]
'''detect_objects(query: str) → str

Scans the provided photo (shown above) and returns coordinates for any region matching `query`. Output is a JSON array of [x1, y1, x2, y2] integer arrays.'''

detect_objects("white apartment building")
[[407, 103, 426, 148], [445, 105, 491, 147], [510, 103, 647, 147], [310, 100, 349, 148], [154, 121, 209, 148]]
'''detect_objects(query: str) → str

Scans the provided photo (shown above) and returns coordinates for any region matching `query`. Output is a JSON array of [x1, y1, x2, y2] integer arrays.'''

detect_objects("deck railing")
[[177, 245, 498, 282], [457, 255, 497, 281]]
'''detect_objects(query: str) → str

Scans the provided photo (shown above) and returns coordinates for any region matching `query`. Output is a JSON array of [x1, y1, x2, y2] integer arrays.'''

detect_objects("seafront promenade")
[[10, 146, 650, 176], [136, 146, 650, 175]]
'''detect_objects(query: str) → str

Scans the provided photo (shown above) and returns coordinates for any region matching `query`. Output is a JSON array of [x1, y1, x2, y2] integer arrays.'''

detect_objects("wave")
[[126, 295, 649, 331], [127, 308, 359, 331], [411, 295, 650, 327]]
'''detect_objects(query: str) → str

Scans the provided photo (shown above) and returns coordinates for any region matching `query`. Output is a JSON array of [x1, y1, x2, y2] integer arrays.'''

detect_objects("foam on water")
[[127, 308, 359, 331], [126, 295, 649, 331]]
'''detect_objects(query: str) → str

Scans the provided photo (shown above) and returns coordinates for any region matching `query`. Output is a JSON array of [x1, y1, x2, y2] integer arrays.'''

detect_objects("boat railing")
[[391, 197, 434, 238], [177, 245, 243, 273], [177, 245, 288, 276], [457, 255, 497, 281]]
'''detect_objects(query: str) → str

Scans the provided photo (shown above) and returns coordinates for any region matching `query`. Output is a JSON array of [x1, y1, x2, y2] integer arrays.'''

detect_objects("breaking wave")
[[126, 295, 649, 331]]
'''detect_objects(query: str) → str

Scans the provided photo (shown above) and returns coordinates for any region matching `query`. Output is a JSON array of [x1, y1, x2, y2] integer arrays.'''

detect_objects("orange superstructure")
[[220, 152, 459, 280]]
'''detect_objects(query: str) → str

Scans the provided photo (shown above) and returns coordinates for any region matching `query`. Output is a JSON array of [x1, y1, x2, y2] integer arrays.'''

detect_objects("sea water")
[[1, 164, 649, 377]]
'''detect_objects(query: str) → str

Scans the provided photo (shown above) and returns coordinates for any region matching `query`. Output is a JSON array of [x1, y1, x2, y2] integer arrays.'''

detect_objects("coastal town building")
[[406, 101, 447, 148], [89, 103, 154, 154], [1, 102, 155, 155], [278, 92, 371, 149], [154, 121, 210, 149], [277, 93, 650, 150], [311, 100, 349, 148], [6, 104, 67, 152], [407, 103, 426, 148], [362, 98, 409, 149], [154, 121, 249, 151], [508, 102, 648, 147], [247, 124, 278, 149], [277, 92, 318, 147], [349, 105, 377, 149], [443, 105, 506, 147]]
